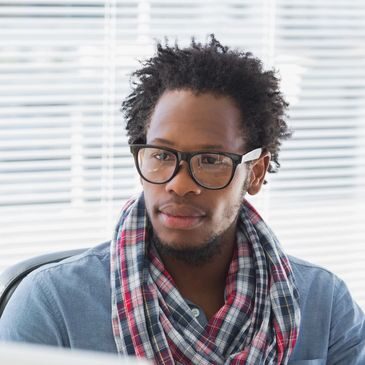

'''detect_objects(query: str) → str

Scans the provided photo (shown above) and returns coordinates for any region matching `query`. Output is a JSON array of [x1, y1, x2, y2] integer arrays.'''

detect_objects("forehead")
[[146, 90, 246, 152]]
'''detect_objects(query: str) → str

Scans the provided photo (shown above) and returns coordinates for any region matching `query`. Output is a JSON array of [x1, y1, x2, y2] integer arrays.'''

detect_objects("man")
[[0, 35, 364, 364]]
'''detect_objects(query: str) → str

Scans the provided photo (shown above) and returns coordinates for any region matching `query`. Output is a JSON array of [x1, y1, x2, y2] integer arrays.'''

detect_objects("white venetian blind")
[[259, 0, 365, 309], [0, 0, 141, 265], [0, 0, 364, 309]]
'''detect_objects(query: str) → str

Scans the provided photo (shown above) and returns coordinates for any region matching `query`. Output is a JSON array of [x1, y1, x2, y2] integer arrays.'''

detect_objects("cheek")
[[142, 181, 159, 214], [218, 175, 248, 216], [210, 186, 243, 221]]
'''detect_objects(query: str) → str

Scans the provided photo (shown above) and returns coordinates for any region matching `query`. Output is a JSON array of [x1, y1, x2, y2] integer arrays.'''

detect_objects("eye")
[[200, 154, 222, 165], [152, 150, 175, 161]]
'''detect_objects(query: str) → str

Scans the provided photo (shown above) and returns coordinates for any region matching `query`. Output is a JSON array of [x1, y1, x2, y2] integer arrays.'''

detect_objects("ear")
[[247, 151, 271, 195]]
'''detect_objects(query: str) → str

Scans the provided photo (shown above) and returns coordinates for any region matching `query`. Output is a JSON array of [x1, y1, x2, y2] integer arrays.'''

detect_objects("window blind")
[[0, 0, 364, 309], [260, 0, 365, 308], [0, 0, 141, 263]]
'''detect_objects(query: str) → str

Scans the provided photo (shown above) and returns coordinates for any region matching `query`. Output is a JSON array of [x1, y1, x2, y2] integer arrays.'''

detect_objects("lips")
[[158, 203, 206, 230]]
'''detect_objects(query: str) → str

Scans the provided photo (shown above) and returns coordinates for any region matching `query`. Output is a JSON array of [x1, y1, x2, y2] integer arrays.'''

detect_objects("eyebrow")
[[150, 138, 225, 150]]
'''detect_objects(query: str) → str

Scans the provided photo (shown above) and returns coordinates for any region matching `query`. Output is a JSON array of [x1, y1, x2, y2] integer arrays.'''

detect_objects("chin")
[[155, 228, 210, 248], [156, 236, 204, 251], [151, 230, 223, 265]]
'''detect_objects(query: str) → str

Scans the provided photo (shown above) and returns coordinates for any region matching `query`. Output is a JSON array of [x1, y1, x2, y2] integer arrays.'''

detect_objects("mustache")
[[154, 198, 208, 215]]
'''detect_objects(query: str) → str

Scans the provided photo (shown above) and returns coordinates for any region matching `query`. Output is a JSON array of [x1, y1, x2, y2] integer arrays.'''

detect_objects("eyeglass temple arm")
[[242, 148, 263, 162]]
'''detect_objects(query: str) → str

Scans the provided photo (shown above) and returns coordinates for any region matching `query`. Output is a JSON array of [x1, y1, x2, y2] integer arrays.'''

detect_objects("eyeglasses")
[[130, 144, 263, 190]]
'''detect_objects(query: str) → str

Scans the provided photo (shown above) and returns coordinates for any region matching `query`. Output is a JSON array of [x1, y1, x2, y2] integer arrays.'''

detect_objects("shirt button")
[[191, 308, 200, 318]]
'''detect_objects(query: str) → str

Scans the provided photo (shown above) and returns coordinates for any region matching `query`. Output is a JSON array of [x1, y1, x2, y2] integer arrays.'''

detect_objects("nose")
[[164, 162, 202, 196]]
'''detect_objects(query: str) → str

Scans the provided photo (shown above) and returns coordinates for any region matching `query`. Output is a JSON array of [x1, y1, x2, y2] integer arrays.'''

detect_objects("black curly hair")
[[122, 34, 292, 173]]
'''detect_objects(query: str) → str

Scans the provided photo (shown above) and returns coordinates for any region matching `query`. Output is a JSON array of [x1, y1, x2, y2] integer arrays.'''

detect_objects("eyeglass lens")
[[137, 147, 234, 188]]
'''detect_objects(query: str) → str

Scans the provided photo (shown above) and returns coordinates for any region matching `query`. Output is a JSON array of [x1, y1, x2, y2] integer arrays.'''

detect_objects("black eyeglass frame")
[[130, 144, 263, 190]]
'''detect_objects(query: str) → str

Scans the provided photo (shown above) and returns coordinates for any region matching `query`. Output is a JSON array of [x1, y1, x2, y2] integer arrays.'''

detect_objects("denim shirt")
[[0, 242, 364, 364]]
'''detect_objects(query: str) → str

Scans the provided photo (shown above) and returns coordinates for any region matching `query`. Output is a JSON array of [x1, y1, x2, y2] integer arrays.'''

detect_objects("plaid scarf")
[[111, 193, 300, 364]]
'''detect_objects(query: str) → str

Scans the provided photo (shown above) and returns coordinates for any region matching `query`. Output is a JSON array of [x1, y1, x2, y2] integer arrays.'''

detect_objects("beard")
[[150, 172, 251, 266], [152, 229, 224, 266]]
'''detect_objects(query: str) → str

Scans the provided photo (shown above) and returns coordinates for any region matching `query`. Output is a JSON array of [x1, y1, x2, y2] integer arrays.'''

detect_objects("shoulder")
[[289, 254, 335, 276], [288, 255, 365, 363], [289, 255, 342, 293], [288, 255, 348, 317], [8, 240, 112, 306], [38, 240, 111, 270], [0, 241, 114, 348], [3, 240, 112, 319], [29, 241, 111, 283], [288, 255, 355, 314]]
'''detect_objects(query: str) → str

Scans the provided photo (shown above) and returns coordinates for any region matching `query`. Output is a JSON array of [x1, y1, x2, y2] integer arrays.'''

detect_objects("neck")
[[156, 227, 237, 319]]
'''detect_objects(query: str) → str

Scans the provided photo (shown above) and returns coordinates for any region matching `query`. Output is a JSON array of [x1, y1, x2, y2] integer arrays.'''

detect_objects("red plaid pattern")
[[111, 194, 300, 364]]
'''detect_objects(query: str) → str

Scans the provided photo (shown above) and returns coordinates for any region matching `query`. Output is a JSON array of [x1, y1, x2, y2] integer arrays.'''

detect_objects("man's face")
[[143, 89, 262, 262]]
